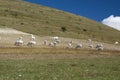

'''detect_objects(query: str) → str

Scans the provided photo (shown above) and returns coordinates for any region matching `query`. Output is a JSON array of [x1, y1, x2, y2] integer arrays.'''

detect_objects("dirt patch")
[[0, 28, 28, 34], [0, 28, 120, 51], [0, 48, 119, 60]]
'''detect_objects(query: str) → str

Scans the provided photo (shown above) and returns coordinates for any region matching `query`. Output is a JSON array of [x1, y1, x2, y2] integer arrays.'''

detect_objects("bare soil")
[[0, 28, 120, 51]]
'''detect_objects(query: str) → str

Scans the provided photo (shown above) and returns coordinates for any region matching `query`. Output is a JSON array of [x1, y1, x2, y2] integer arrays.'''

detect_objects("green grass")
[[0, 57, 120, 80], [0, 0, 120, 44], [0, 48, 120, 80]]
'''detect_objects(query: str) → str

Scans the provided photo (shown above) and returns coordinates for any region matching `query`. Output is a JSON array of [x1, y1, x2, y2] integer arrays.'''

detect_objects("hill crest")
[[0, 0, 120, 43]]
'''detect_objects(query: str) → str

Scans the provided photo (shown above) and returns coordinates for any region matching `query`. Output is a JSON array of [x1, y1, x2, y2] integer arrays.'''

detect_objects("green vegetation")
[[0, 0, 120, 43], [0, 58, 120, 80], [0, 48, 120, 80], [0, 1, 119, 79], [61, 26, 67, 32]]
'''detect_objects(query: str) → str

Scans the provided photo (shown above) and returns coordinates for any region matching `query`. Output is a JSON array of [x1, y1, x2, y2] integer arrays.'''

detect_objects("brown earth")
[[0, 47, 120, 60]]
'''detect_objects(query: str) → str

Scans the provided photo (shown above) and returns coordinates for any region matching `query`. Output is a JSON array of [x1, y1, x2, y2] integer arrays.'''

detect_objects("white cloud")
[[102, 15, 120, 31]]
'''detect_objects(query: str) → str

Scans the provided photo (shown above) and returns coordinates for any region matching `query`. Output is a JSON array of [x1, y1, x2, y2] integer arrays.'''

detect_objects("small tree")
[[83, 29, 87, 32], [61, 26, 67, 32]]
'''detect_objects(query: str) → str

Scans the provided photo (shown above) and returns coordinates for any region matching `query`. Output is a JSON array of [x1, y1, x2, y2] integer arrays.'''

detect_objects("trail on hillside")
[[0, 28, 120, 51]]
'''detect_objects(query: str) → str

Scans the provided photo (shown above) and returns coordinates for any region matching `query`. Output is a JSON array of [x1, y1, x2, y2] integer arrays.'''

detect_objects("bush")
[[20, 22, 24, 25], [83, 29, 87, 32], [61, 26, 67, 32]]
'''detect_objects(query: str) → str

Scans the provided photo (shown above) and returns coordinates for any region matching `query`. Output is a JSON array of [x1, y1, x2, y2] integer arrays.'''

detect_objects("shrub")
[[20, 22, 24, 25], [61, 26, 67, 32], [46, 21, 49, 24], [83, 29, 87, 32]]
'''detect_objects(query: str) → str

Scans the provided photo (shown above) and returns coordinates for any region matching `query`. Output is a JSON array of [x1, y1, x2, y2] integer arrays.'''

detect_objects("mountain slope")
[[0, 0, 120, 43]]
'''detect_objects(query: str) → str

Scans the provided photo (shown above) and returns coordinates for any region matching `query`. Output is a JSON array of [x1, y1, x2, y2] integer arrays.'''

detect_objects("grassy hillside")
[[0, 0, 120, 43]]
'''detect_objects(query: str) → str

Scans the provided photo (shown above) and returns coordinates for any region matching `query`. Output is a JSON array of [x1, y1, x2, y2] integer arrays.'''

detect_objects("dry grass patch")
[[0, 47, 120, 60]]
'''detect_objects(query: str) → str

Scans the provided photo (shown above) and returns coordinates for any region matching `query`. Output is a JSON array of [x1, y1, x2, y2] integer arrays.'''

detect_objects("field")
[[0, 47, 120, 80], [0, 0, 120, 80], [0, 27, 119, 80]]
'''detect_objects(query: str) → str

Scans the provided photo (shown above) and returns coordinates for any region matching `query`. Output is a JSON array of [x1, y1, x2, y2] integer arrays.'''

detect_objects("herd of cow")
[[14, 34, 104, 51]]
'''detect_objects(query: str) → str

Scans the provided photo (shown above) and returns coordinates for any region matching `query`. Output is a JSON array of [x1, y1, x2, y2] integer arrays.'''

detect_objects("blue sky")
[[25, 0, 120, 21], [25, 0, 120, 30]]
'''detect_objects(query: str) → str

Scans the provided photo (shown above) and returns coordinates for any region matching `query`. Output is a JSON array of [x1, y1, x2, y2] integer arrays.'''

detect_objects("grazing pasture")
[[0, 0, 120, 79], [0, 47, 120, 80]]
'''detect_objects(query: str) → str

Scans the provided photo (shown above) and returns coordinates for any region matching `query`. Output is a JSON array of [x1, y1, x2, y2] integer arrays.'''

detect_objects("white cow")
[[14, 37, 23, 46], [88, 44, 94, 48], [75, 43, 82, 49], [67, 42, 72, 48], [96, 44, 103, 51], [53, 36, 59, 41], [53, 41, 57, 46], [96, 44, 103, 48], [43, 40, 48, 46], [27, 40, 36, 47], [88, 39, 92, 42], [48, 41, 58, 47], [55, 39, 61, 44], [97, 47, 104, 51], [52, 36, 61, 43], [30, 34, 35, 40], [114, 42, 119, 45], [48, 42, 54, 47], [50, 36, 61, 46]]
